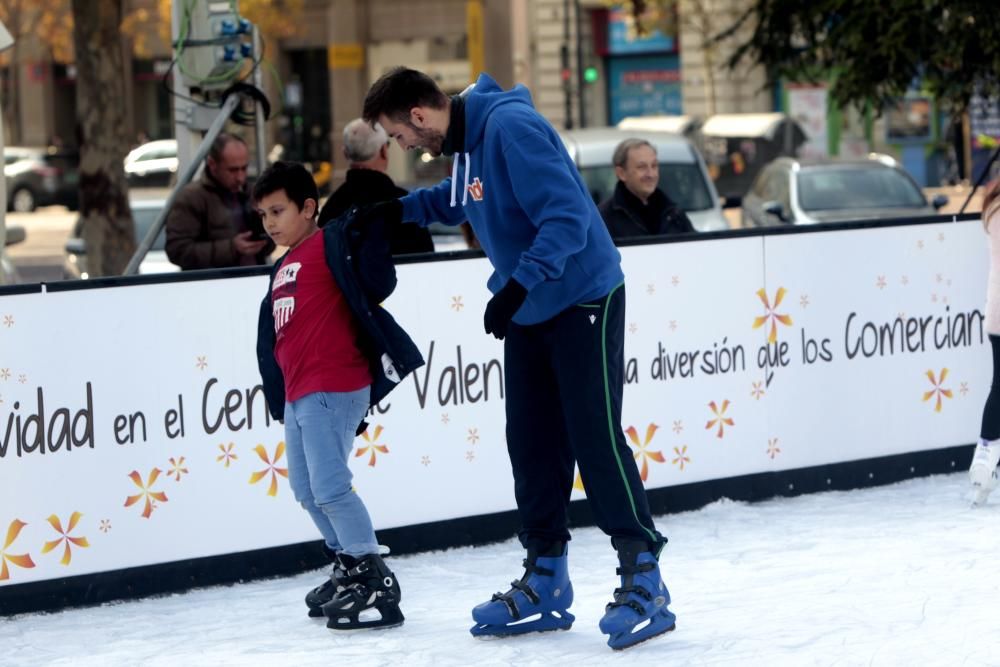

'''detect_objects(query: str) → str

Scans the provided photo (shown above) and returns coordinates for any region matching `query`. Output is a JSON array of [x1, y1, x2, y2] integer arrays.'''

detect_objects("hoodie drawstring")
[[449, 152, 472, 207]]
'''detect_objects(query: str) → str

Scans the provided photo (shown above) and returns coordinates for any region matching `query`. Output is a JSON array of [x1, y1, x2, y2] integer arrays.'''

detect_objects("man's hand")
[[484, 279, 528, 340], [234, 230, 268, 256], [359, 199, 403, 227]]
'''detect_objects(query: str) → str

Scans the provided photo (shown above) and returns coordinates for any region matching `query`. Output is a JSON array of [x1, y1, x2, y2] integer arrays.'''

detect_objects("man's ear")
[[409, 107, 426, 128], [614, 165, 627, 182], [379, 142, 389, 161]]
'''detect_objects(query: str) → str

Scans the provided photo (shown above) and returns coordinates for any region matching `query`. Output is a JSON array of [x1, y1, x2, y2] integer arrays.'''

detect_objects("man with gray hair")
[[318, 118, 433, 255], [598, 137, 694, 240]]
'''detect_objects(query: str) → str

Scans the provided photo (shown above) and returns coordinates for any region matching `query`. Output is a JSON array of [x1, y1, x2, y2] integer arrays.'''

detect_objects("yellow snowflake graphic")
[[705, 400, 735, 438], [216, 442, 238, 467], [41, 512, 89, 566], [249, 442, 288, 496], [124, 469, 168, 518], [752, 287, 793, 343], [1, 519, 36, 580], [624, 423, 665, 482], [355, 425, 389, 467], [922, 368, 953, 412], [671, 446, 691, 470]]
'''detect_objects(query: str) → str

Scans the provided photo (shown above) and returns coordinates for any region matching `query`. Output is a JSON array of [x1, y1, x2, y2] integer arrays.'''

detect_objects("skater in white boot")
[[970, 178, 1000, 505]]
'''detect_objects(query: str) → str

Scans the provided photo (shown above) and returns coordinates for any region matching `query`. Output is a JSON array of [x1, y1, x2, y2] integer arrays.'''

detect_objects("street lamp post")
[[0, 19, 16, 285]]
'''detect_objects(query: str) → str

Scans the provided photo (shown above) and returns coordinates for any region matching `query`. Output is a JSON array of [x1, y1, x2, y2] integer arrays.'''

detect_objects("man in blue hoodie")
[[362, 67, 676, 650]]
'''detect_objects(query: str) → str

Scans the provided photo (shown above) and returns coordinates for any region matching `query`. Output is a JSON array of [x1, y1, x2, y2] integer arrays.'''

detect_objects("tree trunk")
[[71, 0, 134, 276]]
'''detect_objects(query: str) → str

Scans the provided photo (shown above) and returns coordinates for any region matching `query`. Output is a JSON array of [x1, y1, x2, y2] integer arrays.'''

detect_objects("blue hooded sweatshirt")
[[400, 73, 624, 325]]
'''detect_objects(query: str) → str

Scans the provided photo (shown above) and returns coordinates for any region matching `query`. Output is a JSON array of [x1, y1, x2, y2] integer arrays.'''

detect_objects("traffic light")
[[584, 66, 599, 83]]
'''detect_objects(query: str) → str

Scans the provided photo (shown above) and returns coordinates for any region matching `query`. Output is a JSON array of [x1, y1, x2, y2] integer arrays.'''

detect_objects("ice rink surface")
[[3, 471, 997, 667]]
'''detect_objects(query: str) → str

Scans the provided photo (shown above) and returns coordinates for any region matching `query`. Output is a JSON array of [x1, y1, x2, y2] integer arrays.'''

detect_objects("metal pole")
[[575, 0, 586, 129], [252, 25, 267, 176], [124, 92, 241, 275], [561, 0, 573, 129]]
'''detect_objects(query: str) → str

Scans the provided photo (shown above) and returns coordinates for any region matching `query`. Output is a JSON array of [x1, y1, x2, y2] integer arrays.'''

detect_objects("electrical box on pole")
[[177, 0, 253, 93]]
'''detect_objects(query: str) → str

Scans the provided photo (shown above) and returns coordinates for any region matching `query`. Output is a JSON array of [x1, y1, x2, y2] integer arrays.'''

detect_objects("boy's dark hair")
[[362, 67, 449, 125], [252, 160, 319, 217]]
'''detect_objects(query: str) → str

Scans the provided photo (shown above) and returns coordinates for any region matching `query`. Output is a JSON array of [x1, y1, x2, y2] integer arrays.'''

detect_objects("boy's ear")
[[304, 197, 318, 219]]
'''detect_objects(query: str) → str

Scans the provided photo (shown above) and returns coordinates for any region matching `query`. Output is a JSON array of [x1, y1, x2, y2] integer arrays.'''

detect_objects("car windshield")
[[796, 166, 926, 211], [578, 163, 715, 211], [132, 205, 167, 250]]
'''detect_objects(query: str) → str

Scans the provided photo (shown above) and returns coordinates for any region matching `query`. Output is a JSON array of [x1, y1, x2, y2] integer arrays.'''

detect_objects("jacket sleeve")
[[500, 126, 591, 292], [400, 178, 468, 227], [165, 187, 240, 269], [351, 214, 398, 303], [255, 292, 285, 421]]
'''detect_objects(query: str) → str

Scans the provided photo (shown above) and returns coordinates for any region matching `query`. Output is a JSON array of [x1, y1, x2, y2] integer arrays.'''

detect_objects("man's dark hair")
[[252, 161, 319, 217], [363, 67, 449, 124], [208, 132, 247, 162]]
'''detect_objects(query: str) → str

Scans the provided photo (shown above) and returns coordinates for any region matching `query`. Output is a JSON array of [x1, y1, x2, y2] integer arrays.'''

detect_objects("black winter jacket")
[[318, 169, 434, 256], [598, 181, 695, 239], [256, 208, 425, 427]]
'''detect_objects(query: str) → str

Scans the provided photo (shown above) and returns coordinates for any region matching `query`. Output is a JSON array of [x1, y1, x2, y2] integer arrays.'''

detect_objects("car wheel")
[[10, 187, 36, 213]]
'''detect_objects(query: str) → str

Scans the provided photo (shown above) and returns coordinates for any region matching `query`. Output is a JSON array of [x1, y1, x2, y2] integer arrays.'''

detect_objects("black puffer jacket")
[[256, 207, 425, 426], [598, 181, 695, 239]]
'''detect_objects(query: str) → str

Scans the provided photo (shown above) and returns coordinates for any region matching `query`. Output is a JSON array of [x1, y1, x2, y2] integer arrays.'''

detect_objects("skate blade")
[[607, 614, 676, 651], [326, 606, 405, 631], [470, 611, 575, 638]]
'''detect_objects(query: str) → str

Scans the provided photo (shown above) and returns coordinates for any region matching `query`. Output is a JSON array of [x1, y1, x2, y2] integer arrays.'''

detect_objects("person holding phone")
[[166, 132, 274, 269]]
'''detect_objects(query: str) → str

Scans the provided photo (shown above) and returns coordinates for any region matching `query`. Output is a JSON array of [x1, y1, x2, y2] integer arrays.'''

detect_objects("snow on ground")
[[3, 472, 998, 667]]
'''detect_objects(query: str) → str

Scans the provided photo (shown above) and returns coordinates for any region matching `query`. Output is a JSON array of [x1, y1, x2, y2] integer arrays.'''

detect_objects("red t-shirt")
[[272, 230, 371, 402]]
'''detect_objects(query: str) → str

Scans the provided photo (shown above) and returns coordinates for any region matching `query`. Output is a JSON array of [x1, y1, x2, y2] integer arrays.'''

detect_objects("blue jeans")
[[284, 387, 378, 558]]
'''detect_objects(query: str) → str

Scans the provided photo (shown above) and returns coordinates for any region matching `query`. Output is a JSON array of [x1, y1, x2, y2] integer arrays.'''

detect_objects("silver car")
[[741, 157, 947, 227]]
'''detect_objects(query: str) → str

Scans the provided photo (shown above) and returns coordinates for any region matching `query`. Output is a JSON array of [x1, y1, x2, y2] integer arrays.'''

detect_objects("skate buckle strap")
[[489, 575, 542, 620], [522, 558, 554, 577], [607, 584, 654, 615]]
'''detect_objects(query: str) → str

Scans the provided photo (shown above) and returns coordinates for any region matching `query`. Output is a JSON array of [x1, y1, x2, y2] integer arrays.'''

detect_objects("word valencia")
[[0, 383, 95, 458]]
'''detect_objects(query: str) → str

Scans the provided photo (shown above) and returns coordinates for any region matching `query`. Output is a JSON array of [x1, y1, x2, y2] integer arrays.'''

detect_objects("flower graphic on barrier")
[[41, 512, 89, 566], [355, 426, 389, 467], [751, 381, 765, 400], [752, 287, 793, 343], [922, 368, 953, 412], [249, 443, 288, 496], [99, 520, 111, 533], [451, 296, 464, 311], [625, 423, 666, 482], [671, 446, 691, 470], [960, 382, 969, 397], [800, 294, 810, 308], [3, 315, 13, 328], [767, 438, 781, 459], [1, 519, 36, 580], [124, 469, 168, 518], [706, 400, 734, 438], [467, 428, 480, 445], [876, 275, 887, 290], [672, 420, 683, 434], [0, 368, 9, 381], [167, 456, 189, 482], [217, 443, 238, 467], [196, 356, 208, 370]]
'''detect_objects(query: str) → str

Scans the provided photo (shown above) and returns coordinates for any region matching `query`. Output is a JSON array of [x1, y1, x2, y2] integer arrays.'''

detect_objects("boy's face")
[[256, 190, 317, 249]]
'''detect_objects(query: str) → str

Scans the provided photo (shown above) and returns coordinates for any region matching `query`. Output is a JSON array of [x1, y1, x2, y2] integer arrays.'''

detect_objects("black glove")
[[484, 279, 528, 340]]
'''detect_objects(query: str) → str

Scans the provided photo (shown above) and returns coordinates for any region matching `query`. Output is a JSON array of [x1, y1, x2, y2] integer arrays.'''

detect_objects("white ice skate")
[[969, 439, 1000, 506]]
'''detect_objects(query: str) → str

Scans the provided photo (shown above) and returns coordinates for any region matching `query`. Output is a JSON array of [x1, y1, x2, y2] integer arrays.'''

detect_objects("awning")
[[616, 115, 699, 135], [701, 113, 797, 140]]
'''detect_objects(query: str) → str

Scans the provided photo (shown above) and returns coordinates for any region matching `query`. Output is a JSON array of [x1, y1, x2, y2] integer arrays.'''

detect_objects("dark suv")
[[4, 147, 80, 212]]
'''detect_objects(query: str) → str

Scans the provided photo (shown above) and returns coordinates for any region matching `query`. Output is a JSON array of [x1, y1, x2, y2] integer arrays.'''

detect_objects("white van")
[[558, 127, 730, 232]]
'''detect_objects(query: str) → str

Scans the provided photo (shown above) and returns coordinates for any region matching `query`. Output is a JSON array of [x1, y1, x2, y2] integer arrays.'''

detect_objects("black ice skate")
[[321, 553, 404, 630], [305, 550, 350, 618]]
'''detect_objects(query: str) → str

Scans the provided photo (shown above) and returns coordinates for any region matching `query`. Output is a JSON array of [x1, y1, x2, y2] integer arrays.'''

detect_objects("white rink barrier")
[[0, 219, 990, 590]]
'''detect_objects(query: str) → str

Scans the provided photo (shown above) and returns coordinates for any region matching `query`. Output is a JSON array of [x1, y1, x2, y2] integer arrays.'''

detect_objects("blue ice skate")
[[470, 546, 575, 637], [599, 542, 676, 650]]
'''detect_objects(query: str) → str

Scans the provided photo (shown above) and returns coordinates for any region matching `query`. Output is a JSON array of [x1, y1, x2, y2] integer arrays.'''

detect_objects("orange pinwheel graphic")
[[1, 519, 36, 580], [167, 456, 189, 482], [922, 368, 954, 412], [705, 400, 735, 438], [752, 287, 794, 343], [625, 423, 666, 482], [41, 512, 89, 566], [217, 442, 238, 467], [124, 468, 168, 518], [249, 442, 288, 497], [356, 425, 389, 467]]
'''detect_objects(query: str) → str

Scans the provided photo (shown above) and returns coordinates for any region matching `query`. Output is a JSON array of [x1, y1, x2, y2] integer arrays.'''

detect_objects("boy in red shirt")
[[254, 161, 422, 630]]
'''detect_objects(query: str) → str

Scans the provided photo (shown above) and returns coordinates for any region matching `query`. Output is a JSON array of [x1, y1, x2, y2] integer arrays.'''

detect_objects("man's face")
[[378, 110, 446, 157], [207, 141, 249, 193], [615, 144, 659, 202]]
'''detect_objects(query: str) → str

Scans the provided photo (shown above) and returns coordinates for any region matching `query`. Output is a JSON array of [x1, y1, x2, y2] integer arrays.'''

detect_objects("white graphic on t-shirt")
[[272, 261, 302, 334], [273, 297, 295, 332]]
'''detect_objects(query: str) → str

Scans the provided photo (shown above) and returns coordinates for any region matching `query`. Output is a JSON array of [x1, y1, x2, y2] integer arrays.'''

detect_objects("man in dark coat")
[[318, 118, 434, 255], [598, 138, 695, 239]]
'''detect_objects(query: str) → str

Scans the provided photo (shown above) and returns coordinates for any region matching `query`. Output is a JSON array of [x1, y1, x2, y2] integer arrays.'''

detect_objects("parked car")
[[558, 127, 730, 232], [2, 223, 26, 284], [63, 196, 179, 279], [124, 139, 178, 188], [741, 157, 948, 227], [4, 147, 80, 212]]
